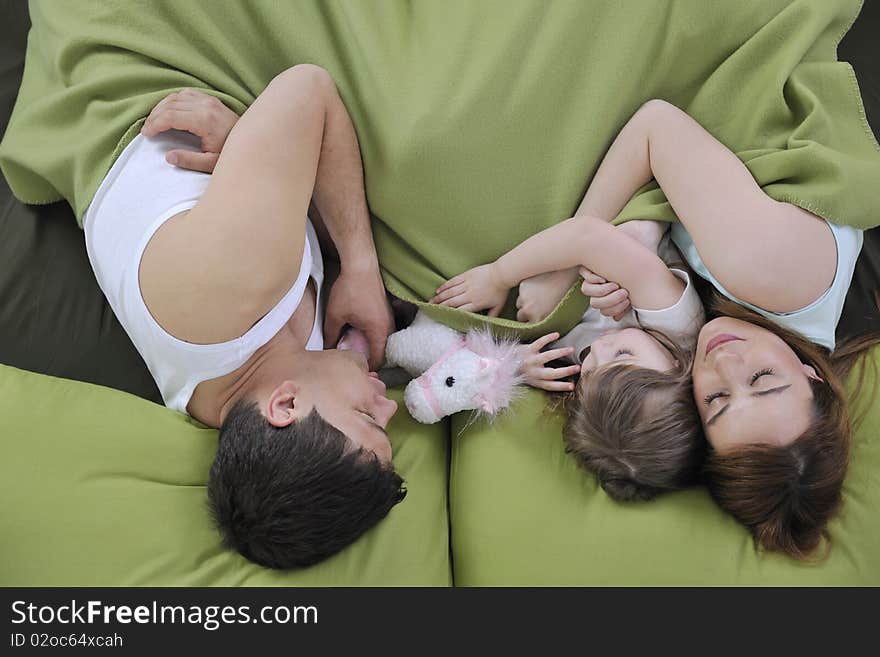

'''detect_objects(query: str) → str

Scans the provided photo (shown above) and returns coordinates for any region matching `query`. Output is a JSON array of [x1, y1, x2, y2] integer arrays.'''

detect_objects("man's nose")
[[378, 397, 399, 426]]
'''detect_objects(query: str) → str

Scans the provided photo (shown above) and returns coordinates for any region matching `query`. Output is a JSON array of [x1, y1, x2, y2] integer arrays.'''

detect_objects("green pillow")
[[450, 348, 880, 585], [0, 365, 451, 586]]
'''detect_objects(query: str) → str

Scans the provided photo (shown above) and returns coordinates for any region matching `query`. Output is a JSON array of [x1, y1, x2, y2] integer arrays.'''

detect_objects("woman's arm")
[[576, 99, 836, 312], [437, 99, 835, 316], [432, 214, 683, 314]]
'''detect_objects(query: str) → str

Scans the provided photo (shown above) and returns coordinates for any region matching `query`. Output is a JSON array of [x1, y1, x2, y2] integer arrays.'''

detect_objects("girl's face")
[[580, 327, 677, 376], [691, 317, 820, 453]]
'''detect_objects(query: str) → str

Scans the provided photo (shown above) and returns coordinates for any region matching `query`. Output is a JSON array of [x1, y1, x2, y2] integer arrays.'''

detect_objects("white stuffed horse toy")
[[384, 311, 525, 424]]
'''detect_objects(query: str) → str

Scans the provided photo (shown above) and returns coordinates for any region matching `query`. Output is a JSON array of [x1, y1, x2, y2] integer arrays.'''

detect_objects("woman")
[[459, 99, 877, 559]]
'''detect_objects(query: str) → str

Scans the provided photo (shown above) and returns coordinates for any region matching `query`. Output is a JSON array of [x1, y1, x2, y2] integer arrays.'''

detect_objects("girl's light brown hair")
[[702, 297, 880, 560], [562, 329, 704, 502]]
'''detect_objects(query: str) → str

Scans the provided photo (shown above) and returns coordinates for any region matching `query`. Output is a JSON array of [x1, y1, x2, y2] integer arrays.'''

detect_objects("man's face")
[[263, 349, 398, 462], [310, 349, 398, 462]]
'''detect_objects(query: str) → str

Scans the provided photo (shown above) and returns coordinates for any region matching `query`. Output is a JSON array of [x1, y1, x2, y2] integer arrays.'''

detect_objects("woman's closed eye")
[[704, 368, 777, 405], [750, 368, 774, 384], [614, 349, 633, 358]]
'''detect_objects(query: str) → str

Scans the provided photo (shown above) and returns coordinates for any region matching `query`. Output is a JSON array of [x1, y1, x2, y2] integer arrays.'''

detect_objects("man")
[[83, 65, 405, 569]]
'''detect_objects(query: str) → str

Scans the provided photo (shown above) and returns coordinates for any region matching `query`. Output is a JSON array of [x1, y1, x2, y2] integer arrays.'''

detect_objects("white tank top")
[[83, 130, 324, 414], [670, 220, 862, 351]]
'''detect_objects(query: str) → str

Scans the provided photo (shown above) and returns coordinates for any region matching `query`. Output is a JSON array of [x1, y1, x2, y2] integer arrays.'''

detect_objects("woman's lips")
[[705, 334, 744, 356]]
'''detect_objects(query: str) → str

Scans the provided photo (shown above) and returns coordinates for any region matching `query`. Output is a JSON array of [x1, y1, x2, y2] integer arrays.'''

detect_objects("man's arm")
[[138, 66, 391, 362], [302, 70, 392, 368], [308, 83, 379, 272]]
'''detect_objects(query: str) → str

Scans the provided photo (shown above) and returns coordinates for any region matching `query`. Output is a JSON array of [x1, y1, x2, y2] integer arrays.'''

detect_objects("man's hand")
[[430, 263, 509, 316], [323, 264, 394, 371], [516, 332, 582, 392], [515, 268, 580, 323], [140, 88, 240, 173]]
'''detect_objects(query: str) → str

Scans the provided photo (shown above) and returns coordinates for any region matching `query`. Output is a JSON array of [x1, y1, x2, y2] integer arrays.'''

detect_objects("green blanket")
[[2, 0, 879, 586], [2, 0, 879, 337]]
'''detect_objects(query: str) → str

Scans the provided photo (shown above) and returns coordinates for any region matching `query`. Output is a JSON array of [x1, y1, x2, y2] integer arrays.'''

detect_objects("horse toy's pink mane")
[[384, 311, 525, 424]]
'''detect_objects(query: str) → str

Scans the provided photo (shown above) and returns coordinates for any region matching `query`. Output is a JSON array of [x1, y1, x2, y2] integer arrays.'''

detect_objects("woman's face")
[[691, 317, 821, 453]]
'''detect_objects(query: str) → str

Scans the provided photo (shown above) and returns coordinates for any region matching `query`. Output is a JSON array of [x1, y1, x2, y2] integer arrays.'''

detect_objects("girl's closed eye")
[[703, 391, 727, 405], [614, 349, 633, 358]]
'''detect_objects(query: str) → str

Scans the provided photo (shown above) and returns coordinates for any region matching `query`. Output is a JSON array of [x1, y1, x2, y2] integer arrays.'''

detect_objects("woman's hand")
[[579, 267, 631, 321], [515, 268, 580, 323], [516, 332, 582, 392], [431, 264, 509, 316], [141, 88, 240, 173]]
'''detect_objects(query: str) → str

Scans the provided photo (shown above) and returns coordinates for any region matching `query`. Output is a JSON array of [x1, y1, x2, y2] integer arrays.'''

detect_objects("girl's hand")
[[141, 88, 240, 173], [516, 332, 582, 392], [579, 267, 631, 321], [515, 268, 580, 323], [431, 264, 509, 316]]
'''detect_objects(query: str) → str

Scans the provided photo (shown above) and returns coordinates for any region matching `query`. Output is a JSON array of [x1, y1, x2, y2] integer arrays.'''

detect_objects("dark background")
[[0, 0, 877, 404]]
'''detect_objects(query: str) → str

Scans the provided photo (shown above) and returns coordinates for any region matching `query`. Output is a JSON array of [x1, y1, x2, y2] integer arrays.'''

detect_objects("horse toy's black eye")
[[445, 376, 455, 387]]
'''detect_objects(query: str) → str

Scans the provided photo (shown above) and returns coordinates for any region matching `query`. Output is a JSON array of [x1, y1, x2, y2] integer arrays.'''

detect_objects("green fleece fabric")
[[1, 0, 878, 586], [1, 0, 879, 337], [0, 365, 451, 586], [450, 347, 880, 585]]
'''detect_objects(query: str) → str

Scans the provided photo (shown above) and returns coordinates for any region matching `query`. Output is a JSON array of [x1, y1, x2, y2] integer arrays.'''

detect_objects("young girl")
[[431, 201, 707, 502]]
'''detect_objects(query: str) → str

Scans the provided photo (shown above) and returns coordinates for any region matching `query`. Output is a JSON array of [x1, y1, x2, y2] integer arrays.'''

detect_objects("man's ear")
[[266, 380, 301, 428], [802, 364, 824, 383]]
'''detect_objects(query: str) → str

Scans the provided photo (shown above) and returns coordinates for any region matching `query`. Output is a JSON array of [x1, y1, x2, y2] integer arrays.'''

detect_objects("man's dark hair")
[[208, 399, 406, 569]]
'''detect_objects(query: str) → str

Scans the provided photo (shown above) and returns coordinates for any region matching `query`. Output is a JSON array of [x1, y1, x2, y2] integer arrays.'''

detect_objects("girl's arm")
[[432, 214, 683, 315], [436, 99, 835, 316]]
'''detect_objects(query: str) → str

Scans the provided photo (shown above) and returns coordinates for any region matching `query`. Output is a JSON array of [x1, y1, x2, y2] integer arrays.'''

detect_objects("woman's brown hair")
[[562, 329, 704, 502], [702, 297, 880, 560]]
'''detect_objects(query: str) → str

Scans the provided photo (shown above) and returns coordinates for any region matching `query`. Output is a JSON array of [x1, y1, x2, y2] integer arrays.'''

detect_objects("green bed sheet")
[[450, 347, 880, 586], [0, 365, 451, 586]]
